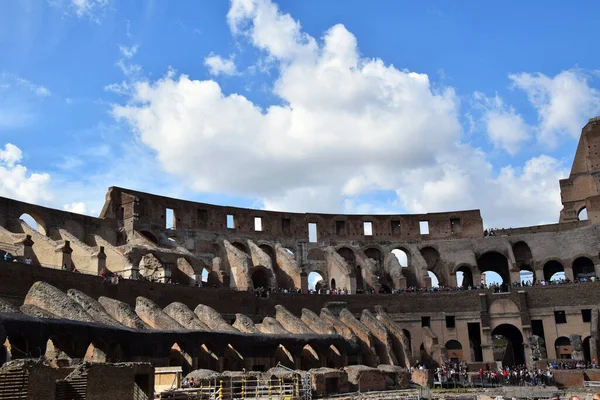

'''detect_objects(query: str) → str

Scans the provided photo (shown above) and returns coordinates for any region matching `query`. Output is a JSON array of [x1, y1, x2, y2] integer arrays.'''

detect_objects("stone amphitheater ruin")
[[2, 117, 600, 397]]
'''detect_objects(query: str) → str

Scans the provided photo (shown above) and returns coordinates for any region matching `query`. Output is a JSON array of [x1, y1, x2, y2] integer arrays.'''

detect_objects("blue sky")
[[1, 0, 600, 230]]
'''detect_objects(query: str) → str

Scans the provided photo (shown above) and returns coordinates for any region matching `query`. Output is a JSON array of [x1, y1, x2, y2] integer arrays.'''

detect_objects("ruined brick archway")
[[18, 213, 47, 235], [491, 324, 525, 367], [543, 260, 565, 281], [477, 252, 510, 285], [573, 257, 595, 280], [250, 266, 273, 290], [455, 265, 474, 288]]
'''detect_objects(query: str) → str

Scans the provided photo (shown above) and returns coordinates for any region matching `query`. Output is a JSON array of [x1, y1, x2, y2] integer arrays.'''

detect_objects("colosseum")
[[2, 117, 600, 396]]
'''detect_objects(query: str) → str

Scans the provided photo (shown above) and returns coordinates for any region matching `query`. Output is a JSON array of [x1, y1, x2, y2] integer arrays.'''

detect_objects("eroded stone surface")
[[67, 289, 121, 326], [98, 296, 150, 329], [275, 305, 313, 334], [135, 296, 185, 330], [232, 313, 260, 333], [256, 317, 289, 334], [194, 304, 238, 332], [0, 298, 19, 314], [24, 281, 95, 323], [163, 302, 209, 330], [301, 308, 336, 335], [20, 304, 58, 319]]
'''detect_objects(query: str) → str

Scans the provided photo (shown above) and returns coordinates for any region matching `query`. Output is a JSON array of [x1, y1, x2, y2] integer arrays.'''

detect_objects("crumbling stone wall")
[[24, 281, 95, 323], [135, 296, 184, 330], [99, 296, 150, 329], [163, 302, 209, 330]]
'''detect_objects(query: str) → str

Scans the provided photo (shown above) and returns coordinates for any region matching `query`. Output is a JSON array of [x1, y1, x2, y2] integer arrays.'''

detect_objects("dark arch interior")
[[355, 265, 364, 292], [555, 336, 571, 346], [492, 324, 525, 366], [330, 278, 336, 290], [477, 252, 510, 284], [573, 257, 595, 280], [543, 260, 564, 281], [512, 241, 533, 270], [364, 248, 383, 265], [233, 242, 249, 254], [139, 230, 158, 244], [584, 336, 591, 362], [337, 247, 356, 267], [251, 267, 271, 289], [456, 266, 474, 288], [420, 247, 440, 270], [445, 340, 462, 350]]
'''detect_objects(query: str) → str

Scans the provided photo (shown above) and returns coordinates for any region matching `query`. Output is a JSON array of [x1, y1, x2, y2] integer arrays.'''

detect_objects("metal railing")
[[158, 375, 309, 400]]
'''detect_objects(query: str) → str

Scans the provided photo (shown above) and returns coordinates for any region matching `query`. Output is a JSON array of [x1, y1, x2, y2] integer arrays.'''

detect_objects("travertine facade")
[[1, 118, 600, 386]]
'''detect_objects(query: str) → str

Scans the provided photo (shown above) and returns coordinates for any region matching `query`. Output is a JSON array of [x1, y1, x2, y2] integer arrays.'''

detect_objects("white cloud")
[[204, 54, 238, 76], [63, 202, 87, 215], [473, 92, 530, 155], [0, 144, 52, 204], [510, 70, 600, 147], [112, 0, 570, 228], [67, 0, 109, 21], [119, 45, 139, 59]]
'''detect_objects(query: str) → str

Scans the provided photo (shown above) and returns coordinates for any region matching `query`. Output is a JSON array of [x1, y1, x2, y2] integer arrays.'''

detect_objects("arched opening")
[[555, 337, 572, 359], [224, 344, 244, 371], [583, 336, 591, 363], [477, 252, 510, 285], [198, 344, 219, 371], [513, 241, 533, 271], [139, 230, 158, 244], [420, 247, 440, 270], [355, 265, 364, 292], [330, 278, 336, 290], [84, 341, 107, 363], [308, 271, 325, 292], [427, 271, 439, 288], [445, 340, 463, 362], [201, 268, 209, 283], [578, 207, 588, 221], [206, 271, 220, 288], [456, 266, 474, 288], [169, 344, 193, 375], [392, 249, 409, 267], [19, 213, 46, 235], [491, 324, 525, 367], [402, 330, 412, 357], [573, 257, 595, 281], [232, 242, 249, 255], [364, 248, 383, 266], [327, 345, 343, 368], [300, 345, 320, 370], [250, 266, 272, 290], [481, 271, 503, 286], [337, 247, 356, 267], [543, 260, 565, 282], [284, 248, 295, 256], [519, 269, 534, 285], [274, 345, 294, 369]]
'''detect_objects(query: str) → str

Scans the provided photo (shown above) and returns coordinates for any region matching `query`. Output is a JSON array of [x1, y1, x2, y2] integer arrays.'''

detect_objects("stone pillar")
[[509, 269, 520, 285], [59, 241, 73, 270], [570, 334, 585, 361], [218, 357, 225, 372], [481, 327, 494, 363], [472, 270, 482, 286], [449, 273, 457, 288], [21, 235, 35, 261], [94, 246, 106, 275], [535, 269, 544, 282], [300, 272, 308, 292], [564, 266, 575, 282]]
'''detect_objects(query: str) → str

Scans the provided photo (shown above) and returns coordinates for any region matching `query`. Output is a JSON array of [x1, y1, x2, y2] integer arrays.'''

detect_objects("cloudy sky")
[[1, 0, 600, 229]]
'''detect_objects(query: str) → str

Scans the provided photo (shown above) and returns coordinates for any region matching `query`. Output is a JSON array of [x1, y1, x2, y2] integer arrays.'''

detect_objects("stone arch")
[[364, 247, 383, 266], [224, 344, 244, 371], [300, 345, 320, 370], [337, 247, 356, 267], [578, 207, 588, 221], [308, 271, 326, 292], [583, 336, 591, 363], [250, 266, 274, 290], [232, 242, 249, 255], [261, 244, 294, 290], [5, 333, 29, 359], [307, 248, 325, 261], [169, 343, 193, 375], [491, 324, 525, 366], [139, 230, 158, 244], [330, 278, 336, 290], [512, 241, 533, 271], [274, 345, 294, 369], [445, 340, 463, 362], [84, 340, 108, 363], [198, 343, 219, 371], [402, 330, 412, 357], [391, 248, 410, 267], [455, 264, 474, 288], [543, 260, 565, 281], [18, 213, 47, 235], [44, 338, 72, 367], [477, 251, 511, 285], [555, 337, 572, 359], [427, 271, 439, 288], [420, 246, 440, 271], [573, 257, 595, 280], [326, 345, 344, 368]]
